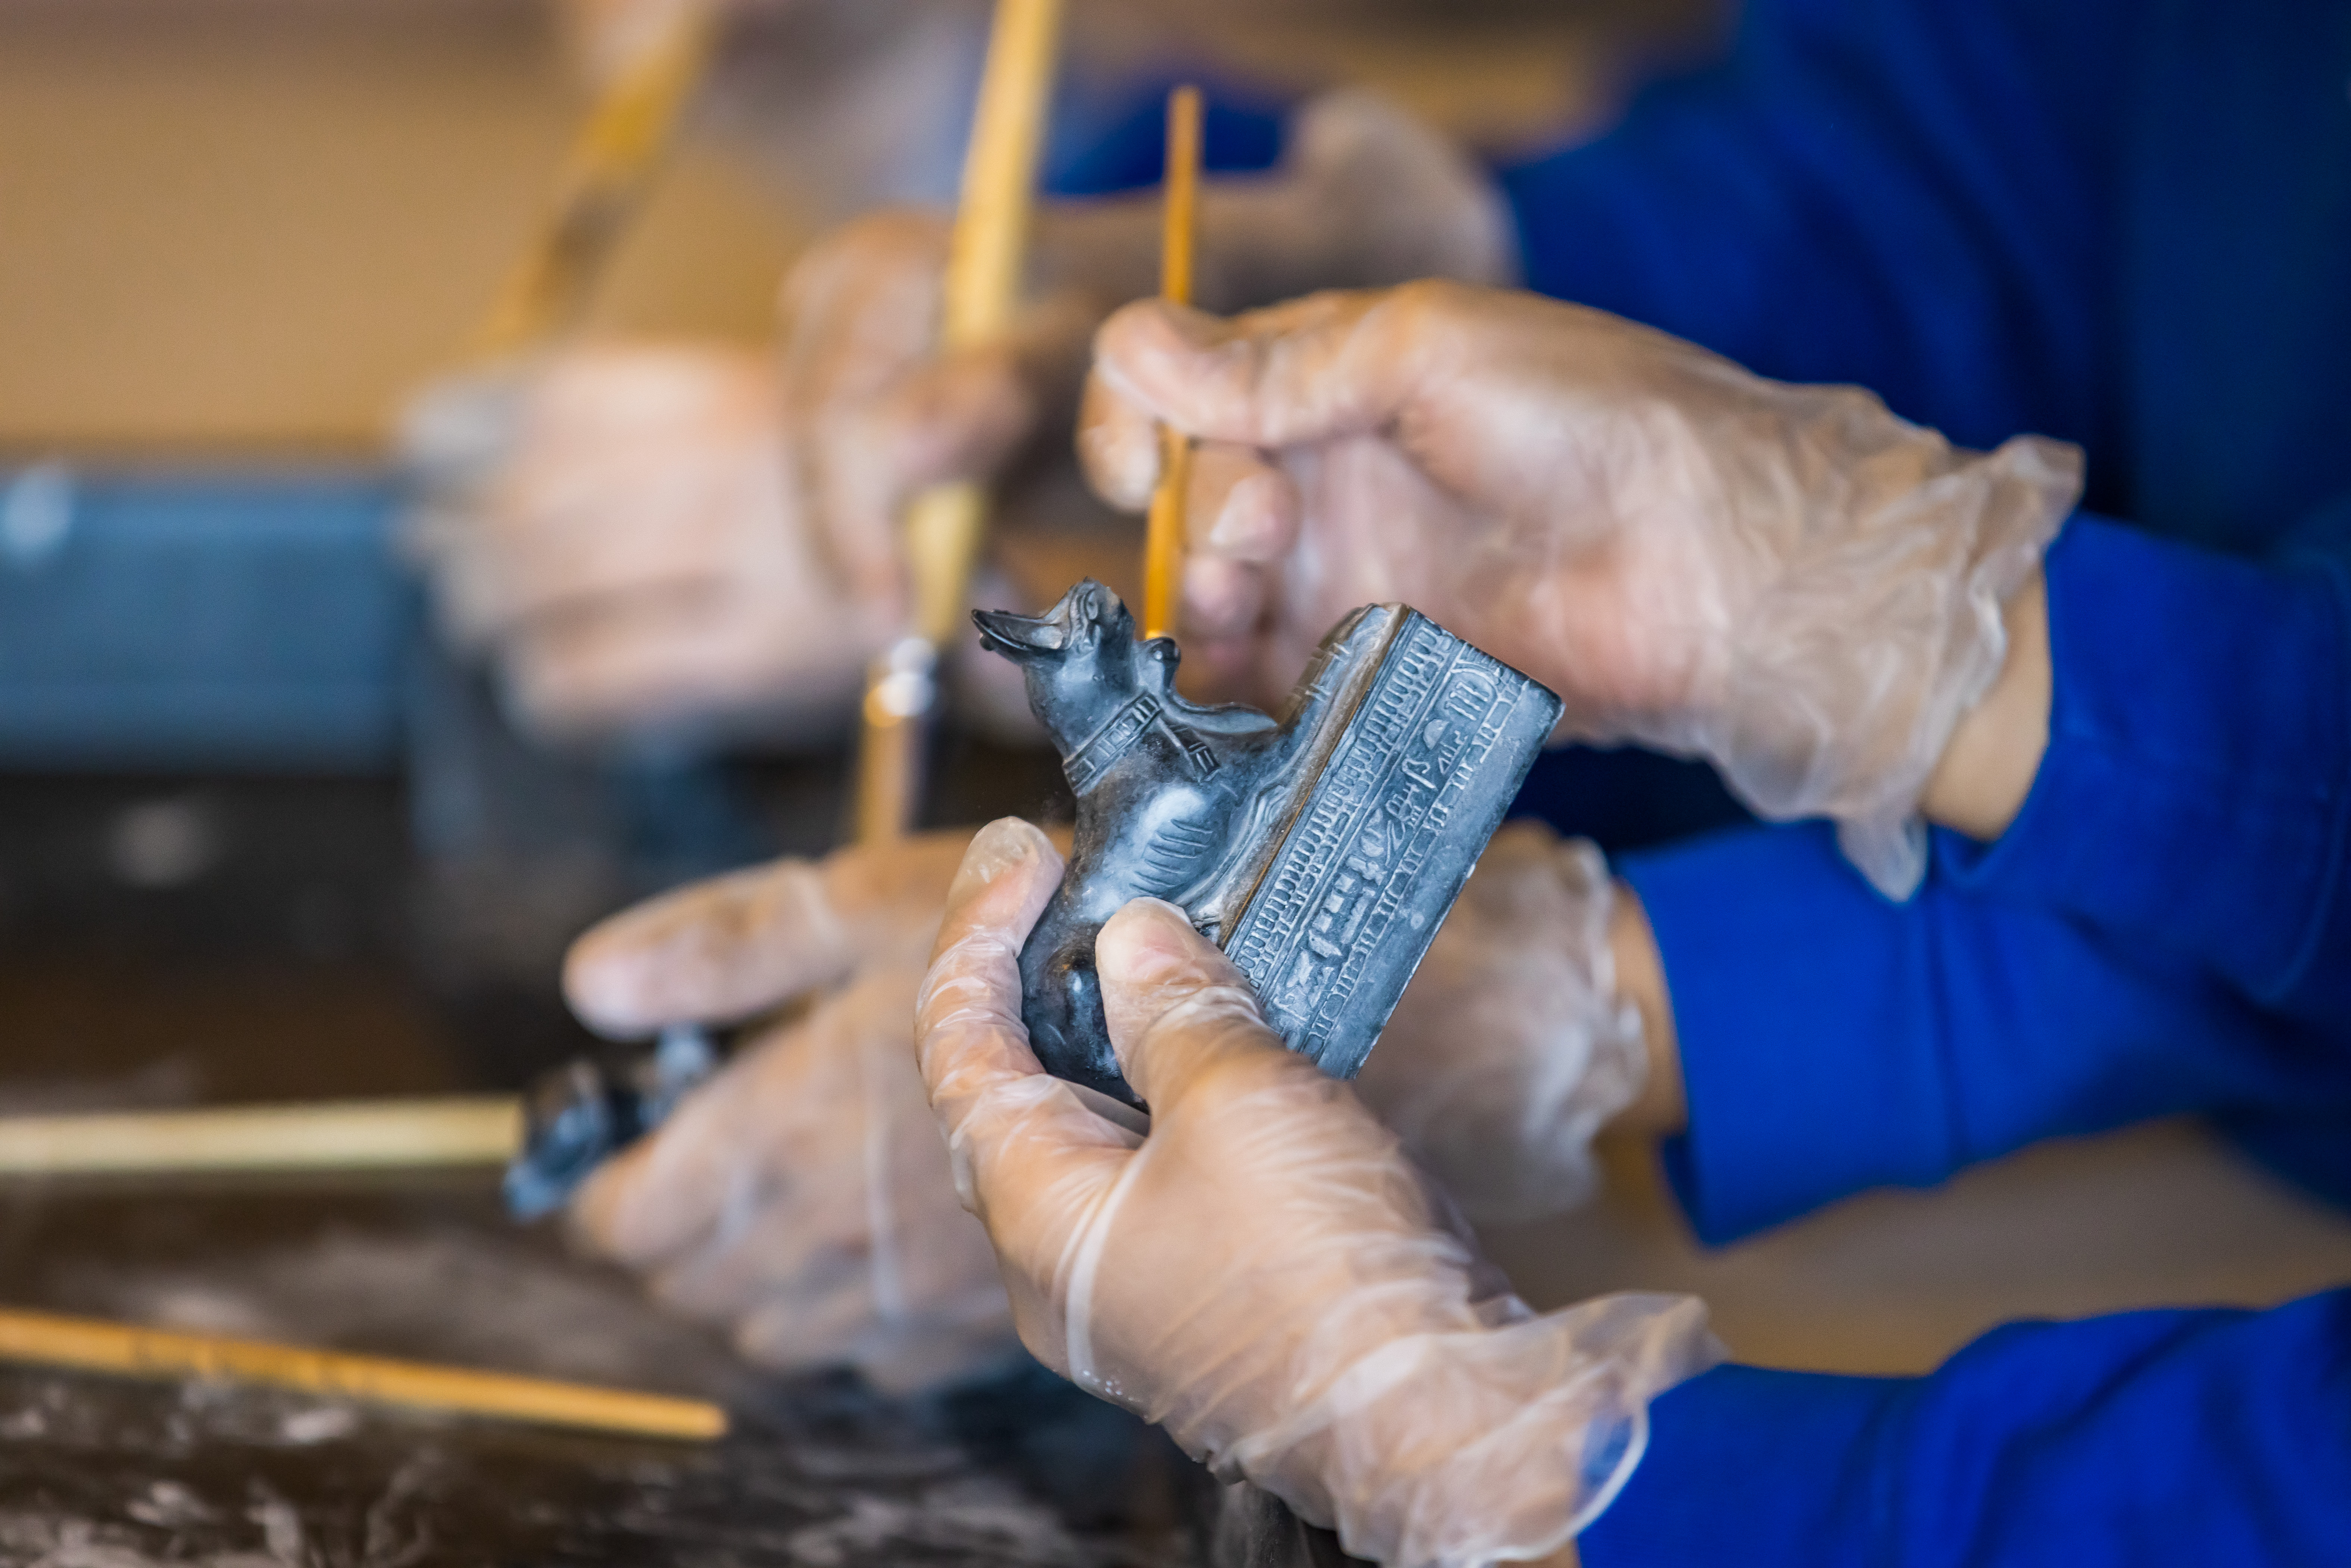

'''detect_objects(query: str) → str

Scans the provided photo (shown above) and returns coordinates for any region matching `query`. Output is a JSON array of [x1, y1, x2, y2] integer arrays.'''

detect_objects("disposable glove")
[[917, 818, 1721, 1567], [403, 343, 890, 742], [1354, 822, 1646, 1226], [562, 830, 1017, 1391], [557, 815, 1647, 1387], [770, 91, 1513, 623], [405, 94, 1503, 743], [1080, 284, 2083, 897]]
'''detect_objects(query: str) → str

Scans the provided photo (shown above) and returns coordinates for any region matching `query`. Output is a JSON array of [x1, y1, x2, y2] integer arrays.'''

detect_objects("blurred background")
[[1, 0, 2346, 1398], [0, 0, 1702, 1092], [0, 0, 1664, 452]]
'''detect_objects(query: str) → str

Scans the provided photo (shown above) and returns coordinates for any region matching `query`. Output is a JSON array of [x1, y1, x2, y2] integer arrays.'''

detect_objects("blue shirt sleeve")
[[1617, 513, 2351, 1241], [1581, 1289, 2351, 1568], [1041, 77, 1286, 198], [1938, 515, 2351, 1032], [1618, 818, 2343, 1243], [1494, 0, 2128, 465]]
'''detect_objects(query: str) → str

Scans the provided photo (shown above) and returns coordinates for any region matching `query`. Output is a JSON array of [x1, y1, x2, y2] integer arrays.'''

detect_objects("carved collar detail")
[[1063, 692, 1220, 795]]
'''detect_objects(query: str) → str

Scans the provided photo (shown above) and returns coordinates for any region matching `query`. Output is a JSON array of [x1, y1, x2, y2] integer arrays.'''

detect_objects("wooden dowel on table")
[[0, 1097, 521, 1177], [855, 0, 1067, 844], [1142, 86, 1204, 644], [0, 1306, 725, 1440]]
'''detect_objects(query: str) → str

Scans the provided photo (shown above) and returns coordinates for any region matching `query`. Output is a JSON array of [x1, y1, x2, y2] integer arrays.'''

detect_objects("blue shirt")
[[1485, 0, 2351, 1561]]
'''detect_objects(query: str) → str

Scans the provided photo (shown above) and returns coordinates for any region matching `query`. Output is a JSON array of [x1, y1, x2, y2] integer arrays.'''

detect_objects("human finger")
[[914, 817, 1065, 1119], [1092, 898, 1299, 1112], [1074, 365, 1162, 511], [808, 344, 1034, 610], [915, 821, 1151, 1218], [1089, 291, 1430, 453], [1192, 441, 1301, 564], [565, 854, 858, 1036], [473, 463, 746, 631], [566, 1015, 821, 1271], [1075, 291, 1408, 512], [496, 584, 875, 741]]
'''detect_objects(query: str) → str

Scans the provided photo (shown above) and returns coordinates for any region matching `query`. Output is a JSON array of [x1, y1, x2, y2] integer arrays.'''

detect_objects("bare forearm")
[[1608, 884, 1686, 1137], [1920, 569, 2051, 841]]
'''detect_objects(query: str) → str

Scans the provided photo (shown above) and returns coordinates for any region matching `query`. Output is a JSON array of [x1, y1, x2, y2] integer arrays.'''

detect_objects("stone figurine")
[[975, 581, 1562, 1110]]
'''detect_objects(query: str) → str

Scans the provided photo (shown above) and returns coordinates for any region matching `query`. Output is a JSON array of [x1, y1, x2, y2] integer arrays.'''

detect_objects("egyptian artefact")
[[977, 580, 1562, 1109]]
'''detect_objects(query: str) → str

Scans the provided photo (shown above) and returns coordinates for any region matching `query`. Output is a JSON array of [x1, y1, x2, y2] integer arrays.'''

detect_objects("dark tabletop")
[[0, 758, 1208, 1568]]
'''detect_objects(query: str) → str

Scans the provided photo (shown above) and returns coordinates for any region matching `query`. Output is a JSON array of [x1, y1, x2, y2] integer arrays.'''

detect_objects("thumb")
[[915, 818, 1067, 1136], [917, 819, 1142, 1225], [1095, 899, 1296, 1110]]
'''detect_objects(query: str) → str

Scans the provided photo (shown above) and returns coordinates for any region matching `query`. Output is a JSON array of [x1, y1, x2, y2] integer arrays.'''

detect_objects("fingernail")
[[949, 817, 1048, 902]]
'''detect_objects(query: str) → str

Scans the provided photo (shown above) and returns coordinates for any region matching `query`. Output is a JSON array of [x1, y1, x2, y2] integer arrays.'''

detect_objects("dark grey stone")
[[977, 580, 1562, 1108]]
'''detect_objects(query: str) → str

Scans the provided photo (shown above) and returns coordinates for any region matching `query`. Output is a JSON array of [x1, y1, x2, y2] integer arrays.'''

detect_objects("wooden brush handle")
[[1141, 86, 1203, 644], [857, 0, 1067, 841]]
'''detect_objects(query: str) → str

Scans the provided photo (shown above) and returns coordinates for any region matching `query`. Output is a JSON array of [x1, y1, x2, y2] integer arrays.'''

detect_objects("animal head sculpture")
[[974, 580, 1180, 757]]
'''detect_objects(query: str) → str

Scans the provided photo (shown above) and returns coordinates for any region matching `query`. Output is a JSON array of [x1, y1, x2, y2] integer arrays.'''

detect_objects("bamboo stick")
[[475, 0, 719, 356], [0, 1306, 724, 1440], [854, 0, 1068, 844], [1142, 86, 1204, 644], [0, 1097, 521, 1177]]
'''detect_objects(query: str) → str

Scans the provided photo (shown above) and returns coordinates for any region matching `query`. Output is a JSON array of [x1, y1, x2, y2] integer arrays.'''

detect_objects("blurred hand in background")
[[404, 343, 890, 744], [559, 828, 1021, 1390], [555, 813, 1674, 1387], [406, 91, 1508, 746]]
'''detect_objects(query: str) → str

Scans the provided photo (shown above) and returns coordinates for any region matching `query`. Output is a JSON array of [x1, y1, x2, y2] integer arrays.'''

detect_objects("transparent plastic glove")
[[767, 207, 1101, 626], [403, 342, 891, 742], [1080, 284, 2084, 897], [1356, 823, 1645, 1226], [917, 819, 1722, 1567], [563, 830, 1017, 1391], [773, 90, 1513, 612]]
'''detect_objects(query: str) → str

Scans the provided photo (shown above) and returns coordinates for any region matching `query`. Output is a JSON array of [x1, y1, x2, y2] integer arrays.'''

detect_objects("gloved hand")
[[405, 94, 1505, 743], [562, 830, 1017, 1392], [558, 816, 1653, 1386], [1080, 283, 2084, 897], [403, 342, 890, 741], [769, 91, 1514, 625], [1354, 822, 1647, 1226], [917, 819, 1721, 1567]]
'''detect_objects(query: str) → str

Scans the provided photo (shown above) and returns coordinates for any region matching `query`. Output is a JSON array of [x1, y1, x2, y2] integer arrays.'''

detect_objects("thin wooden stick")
[[0, 1097, 521, 1177], [475, 1, 719, 357], [855, 0, 1067, 844], [1142, 86, 1204, 644], [0, 1306, 725, 1440]]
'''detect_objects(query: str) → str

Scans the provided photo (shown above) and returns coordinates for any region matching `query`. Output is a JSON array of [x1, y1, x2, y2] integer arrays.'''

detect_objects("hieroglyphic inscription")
[[1223, 612, 1561, 1077]]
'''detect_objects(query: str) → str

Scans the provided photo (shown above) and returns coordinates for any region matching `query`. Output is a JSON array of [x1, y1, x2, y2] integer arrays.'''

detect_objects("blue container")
[[0, 463, 410, 772]]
